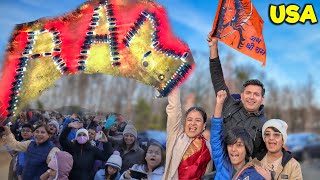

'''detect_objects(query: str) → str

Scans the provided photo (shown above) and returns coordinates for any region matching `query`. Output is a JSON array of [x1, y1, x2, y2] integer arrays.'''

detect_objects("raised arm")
[[166, 88, 183, 137], [210, 90, 231, 180], [207, 35, 234, 110], [59, 122, 81, 152], [1, 126, 31, 152]]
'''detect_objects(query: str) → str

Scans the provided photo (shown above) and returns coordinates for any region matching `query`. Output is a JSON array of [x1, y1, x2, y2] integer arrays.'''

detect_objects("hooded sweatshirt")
[[48, 151, 73, 180]]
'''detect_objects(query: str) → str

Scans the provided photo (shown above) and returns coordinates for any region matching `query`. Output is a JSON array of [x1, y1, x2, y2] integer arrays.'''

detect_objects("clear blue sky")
[[0, 0, 319, 103]]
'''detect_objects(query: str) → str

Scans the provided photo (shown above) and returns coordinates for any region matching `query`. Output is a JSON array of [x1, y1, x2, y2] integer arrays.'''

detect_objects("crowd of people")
[[0, 35, 304, 180]]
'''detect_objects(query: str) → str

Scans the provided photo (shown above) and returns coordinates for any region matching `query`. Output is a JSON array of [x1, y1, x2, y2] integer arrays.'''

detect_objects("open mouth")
[[189, 127, 197, 132], [268, 142, 277, 148]]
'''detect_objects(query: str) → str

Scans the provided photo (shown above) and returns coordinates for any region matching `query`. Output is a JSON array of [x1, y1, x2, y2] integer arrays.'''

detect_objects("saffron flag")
[[211, 0, 266, 65], [0, 0, 195, 124]]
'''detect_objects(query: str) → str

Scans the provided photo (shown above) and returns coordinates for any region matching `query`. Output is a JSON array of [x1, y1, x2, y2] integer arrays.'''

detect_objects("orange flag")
[[211, 0, 266, 65]]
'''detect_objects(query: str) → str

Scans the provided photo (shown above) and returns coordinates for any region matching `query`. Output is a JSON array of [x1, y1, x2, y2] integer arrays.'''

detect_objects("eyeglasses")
[[21, 129, 32, 133], [264, 132, 282, 139]]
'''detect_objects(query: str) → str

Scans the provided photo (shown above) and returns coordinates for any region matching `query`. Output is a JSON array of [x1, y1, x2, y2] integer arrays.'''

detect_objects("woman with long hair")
[[120, 142, 165, 180]]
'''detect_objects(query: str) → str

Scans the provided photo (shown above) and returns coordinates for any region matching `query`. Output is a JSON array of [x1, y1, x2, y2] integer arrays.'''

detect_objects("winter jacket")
[[233, 160, 266, 180], [48, 151, 73, 180], [3, 133, 59, 180], [119, 164, 164, 180], [62, 118, 78, 140], [16, 139, 32, 176], [210, 57, 267, 157], [59, 126, 113, 180], [163, 89, 212, 180], [210, 117, 232, 180], [24, 140, 55, 180], [210, 117, 266, 180], [115, 141, 145, 174], [94, 169, 120, 180], [256, 149, 303, 180]]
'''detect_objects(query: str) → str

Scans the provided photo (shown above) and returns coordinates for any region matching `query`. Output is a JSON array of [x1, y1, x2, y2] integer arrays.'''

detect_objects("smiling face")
[[107, 165, 118, 175], [184, 110, 205, 138], [241, 85, 264, 112], [34, 126, 50, 145], [123, 133, 135, 146], [145, 145, 162, 169], [264, 127, 283, 153], [21, 127, 33, 140], [227, 138, 246, 169]]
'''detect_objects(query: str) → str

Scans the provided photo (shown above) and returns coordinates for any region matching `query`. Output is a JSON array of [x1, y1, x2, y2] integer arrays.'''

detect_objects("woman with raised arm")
[[163, 88, 212, 180], [1, 124, 60, 180], [59, 121, 113, 180]]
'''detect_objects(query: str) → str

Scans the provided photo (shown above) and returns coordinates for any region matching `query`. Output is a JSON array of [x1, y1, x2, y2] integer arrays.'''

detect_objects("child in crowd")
[[40, 151, 73, 180], [257, 119, 303, 179], [95, 151, 122, 180], [120, 142, 165, 180], [16, 123, 33, 180]]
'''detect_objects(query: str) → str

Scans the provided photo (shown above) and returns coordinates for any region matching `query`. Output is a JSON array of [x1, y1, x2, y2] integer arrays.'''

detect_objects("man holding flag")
[[208, 0, 268, 158], [208, 36, 267, 158]]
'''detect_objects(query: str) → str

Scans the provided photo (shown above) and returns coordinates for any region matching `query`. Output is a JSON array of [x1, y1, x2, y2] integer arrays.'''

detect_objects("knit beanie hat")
[[105, 151, 122, 170], [123, 124, 137, 139], [48, 120, 60, 134], [75, 128, 89, 139], [262, 119, 288, 144]]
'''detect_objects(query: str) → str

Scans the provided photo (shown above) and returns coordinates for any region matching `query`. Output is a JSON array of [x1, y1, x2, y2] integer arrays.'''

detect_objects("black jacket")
[[59, 126, 113, 180], [210, 57, 267, 157]]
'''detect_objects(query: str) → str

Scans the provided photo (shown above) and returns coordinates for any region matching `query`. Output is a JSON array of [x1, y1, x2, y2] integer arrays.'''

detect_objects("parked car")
[[286, 132, 320, 161], [138, 130, 166, 151]]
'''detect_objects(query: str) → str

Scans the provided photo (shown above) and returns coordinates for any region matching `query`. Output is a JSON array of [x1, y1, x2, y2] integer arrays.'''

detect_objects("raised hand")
[[207, 32, 219, 59], [104, 115, 117, 129], [68, 122, 83, 129], [207, 32, 218, 46], [216, 90, 227, 105]]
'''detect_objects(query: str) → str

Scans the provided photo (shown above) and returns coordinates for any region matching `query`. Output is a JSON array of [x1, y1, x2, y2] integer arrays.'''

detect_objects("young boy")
[[258, 119, 303, 180], [16, 123, 33, 180]]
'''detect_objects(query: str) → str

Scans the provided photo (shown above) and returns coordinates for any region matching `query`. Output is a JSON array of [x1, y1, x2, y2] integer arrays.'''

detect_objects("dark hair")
[[142, 141, 165, 172], [104, 166, 118, 180], [33, 123, 50, 134], [185, 106, 207, 123], [242, 79, 265, 97], [22, 123, 34, 132], [268, 126, 280, 133], [224, 127, 253, 162]]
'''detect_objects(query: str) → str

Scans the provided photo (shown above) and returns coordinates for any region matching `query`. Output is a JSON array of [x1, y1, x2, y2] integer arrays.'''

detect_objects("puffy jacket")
[[210, 117, 265, 180], [59, 126, 113, 180], [256, 149, 303, 180], [210, 57, 267, 157]]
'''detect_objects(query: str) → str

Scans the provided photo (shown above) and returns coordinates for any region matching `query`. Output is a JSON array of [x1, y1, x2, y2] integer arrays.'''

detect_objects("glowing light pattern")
[[0, 0, 195, 123]]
